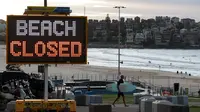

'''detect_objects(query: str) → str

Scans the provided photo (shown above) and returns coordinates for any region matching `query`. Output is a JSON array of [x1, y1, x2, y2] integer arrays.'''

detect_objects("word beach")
[[17, 20, 76, 36]]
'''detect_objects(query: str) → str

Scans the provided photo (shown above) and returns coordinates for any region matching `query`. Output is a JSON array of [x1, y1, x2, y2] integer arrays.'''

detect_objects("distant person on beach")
[[148, 89, 151, 95], [112, 75, 128, 107], [198, 89, 200, 97], [71, 75, 74, 80], [148, 86, 151, 95], [87, 85, 91, 91], [85, 85, 93, 95], [70, 85, 74, 92]]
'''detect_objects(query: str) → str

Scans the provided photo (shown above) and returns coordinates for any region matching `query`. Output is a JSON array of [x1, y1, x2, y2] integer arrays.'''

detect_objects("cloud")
[[47, 0, 107, 6], [69, 0, 200, 21], [107, 0, 200, 6], [0, 0, 200, 21], [92, 5, 112, 8]]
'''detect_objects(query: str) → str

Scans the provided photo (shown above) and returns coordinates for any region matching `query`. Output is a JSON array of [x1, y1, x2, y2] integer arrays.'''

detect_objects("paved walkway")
[[0, 104, 139, 112], [77, 104, 139, 112], [189, 102, 200, 106]]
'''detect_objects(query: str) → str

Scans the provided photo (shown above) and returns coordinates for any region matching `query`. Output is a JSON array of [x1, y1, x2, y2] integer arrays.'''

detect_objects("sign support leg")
[[44, 64, 48, 102], [44, 0, 48, 102]]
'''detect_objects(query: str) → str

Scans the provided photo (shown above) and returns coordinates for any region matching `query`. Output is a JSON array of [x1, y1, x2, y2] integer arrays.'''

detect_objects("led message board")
[[6, 15, 87, 64]]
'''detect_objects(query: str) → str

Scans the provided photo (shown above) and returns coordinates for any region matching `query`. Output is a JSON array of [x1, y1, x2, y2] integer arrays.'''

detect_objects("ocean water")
[[88, 48, 200, 76], [1, 45, 200, 76]]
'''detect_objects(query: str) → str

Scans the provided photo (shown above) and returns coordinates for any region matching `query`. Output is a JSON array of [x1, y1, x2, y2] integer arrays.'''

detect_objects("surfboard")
[[106, 82, 136, 92]]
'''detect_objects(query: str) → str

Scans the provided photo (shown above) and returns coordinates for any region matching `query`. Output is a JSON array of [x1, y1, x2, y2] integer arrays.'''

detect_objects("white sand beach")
[[16, 64, 200, 94]]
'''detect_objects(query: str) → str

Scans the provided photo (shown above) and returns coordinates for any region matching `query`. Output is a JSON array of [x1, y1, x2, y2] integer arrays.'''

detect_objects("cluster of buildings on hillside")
[[1, 16, 200, 48], [0, 19, 6, 42], [88, 15, 200, 48]]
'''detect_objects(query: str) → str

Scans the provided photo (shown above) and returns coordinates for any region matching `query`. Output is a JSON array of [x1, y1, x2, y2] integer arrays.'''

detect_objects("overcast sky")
[[1, 0, 200, 21]]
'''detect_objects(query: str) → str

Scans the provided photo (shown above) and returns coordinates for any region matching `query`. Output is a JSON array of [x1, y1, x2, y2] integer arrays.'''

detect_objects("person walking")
[[112, 75, 128, 107]]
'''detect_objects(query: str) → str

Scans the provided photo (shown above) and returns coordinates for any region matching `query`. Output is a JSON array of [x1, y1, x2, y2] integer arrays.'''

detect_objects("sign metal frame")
[[6, 15, 88, 64]]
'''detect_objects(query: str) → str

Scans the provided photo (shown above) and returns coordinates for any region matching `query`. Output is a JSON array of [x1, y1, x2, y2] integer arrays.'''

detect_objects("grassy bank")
[[190, 106, 200, 112], [103, 94, 133, 104], [103, 94, 200, 103], [102, 94, 200, 112], [189, 97, 200, 102]]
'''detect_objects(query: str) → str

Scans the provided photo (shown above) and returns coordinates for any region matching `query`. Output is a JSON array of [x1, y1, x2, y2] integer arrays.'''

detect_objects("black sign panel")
[[6, 15, 87, 64]]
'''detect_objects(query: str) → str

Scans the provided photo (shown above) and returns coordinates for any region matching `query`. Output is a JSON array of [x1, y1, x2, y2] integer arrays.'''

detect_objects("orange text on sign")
[[10, 41, 82, 57]]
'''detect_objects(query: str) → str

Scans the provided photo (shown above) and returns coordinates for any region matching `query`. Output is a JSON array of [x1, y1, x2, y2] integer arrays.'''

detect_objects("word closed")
[[7, 15, 87, 64]]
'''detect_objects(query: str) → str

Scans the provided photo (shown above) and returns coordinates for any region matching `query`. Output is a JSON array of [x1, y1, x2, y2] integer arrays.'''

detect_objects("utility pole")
[[44, 0, 47, 7], [113, 6, 126, 79], [84, 6, 86, 16]]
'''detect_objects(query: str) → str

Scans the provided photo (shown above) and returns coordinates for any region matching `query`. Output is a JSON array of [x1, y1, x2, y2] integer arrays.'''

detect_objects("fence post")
[[168, 76, 170, 88], [149, 74, 150, 85]]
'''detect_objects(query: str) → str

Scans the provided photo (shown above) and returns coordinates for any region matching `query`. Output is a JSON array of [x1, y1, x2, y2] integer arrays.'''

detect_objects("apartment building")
[[181, 18, 195, 29], [125, 18, 134, 43], [0, 20, 6, 41], [134, 33, 145, 45]]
